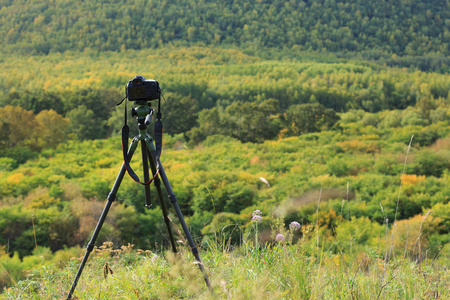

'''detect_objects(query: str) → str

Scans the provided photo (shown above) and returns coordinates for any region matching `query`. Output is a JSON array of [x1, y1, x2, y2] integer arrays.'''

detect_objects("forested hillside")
[[1, 0, 449, 65], [0, 48, 449, 159], [1, 0, 450, 294]]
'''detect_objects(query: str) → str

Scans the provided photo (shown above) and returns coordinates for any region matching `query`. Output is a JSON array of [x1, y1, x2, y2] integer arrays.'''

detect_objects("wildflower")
[[252, 210, 262, 217], [275, 234, 285, 242], [252, 215, 262, 223], [289, 221, 301, 231], [151, 254, 159, 263]]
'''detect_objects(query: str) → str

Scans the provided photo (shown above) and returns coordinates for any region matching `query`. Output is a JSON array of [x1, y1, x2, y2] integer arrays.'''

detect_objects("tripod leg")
[[145, 145, 177, 253], [66, 138, 139, 300], [140, 140, 152, 208], [149, 150, 212, 290]]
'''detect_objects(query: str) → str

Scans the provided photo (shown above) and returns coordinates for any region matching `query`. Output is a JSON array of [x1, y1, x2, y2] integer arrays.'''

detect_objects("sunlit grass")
[[2, 219, 449, 300]]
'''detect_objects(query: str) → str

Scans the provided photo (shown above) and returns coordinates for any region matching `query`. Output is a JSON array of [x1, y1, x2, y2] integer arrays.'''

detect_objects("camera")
[[126, 75, 160, 101]]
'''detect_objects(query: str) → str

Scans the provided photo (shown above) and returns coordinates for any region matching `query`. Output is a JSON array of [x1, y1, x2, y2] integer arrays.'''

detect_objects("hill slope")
[[1, 0, 448, 57]]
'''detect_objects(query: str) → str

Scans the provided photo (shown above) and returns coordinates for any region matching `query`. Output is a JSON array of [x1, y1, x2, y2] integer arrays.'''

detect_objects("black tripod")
[[66, 100, 211, 299]]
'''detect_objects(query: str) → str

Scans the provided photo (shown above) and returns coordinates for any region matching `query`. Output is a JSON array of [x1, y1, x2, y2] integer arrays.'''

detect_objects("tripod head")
[[131, 101, 153, 129]]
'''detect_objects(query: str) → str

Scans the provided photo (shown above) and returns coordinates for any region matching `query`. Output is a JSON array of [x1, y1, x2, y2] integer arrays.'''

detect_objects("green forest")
[[1, 0, 449, 61], [0, 0, 449, 297]]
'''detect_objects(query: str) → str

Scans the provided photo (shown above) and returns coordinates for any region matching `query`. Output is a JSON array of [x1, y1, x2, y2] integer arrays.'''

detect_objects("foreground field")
[[2, 221, 450, 300]]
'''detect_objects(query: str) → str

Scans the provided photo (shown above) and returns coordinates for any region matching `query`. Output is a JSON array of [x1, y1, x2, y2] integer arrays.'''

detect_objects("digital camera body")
[[126, 75, 160, 101]]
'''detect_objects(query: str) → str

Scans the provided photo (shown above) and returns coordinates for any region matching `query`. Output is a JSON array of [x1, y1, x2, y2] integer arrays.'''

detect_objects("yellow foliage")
[[106, 71, 143, 80], [401, 174, 426, 186], [28, 195, 60, 209], [278, 128, 288, 139], [24, 187, 60, 209], [318, 208, 341, 229], [169, 162, 187, 170], [96, 158, 115, 168], [238, 171, 255, 183], [310, 174, 330, 185], [265, 139, 280, 147], [35, 109, 69, 148], [6, 173, 25, 184], [391, 212, 441, 258], [47, 174, 67, 183], [0, 105, 36, 148], [68, 77, 101, 89]]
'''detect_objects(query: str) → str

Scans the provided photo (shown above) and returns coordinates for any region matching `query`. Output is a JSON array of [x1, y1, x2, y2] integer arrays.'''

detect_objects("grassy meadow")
[[2, 215, 450, 299]]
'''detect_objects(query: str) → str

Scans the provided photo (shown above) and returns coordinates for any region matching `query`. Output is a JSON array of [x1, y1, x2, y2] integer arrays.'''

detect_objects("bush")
[[374, 155, 402, 176], [379, 110, 402, 128], [327, 157, 350, 177], [413, 149, 447, 177], [401, 109, 428, 126], [430, 107, 449, 123], [285, 103, 339, 135], [0, 157, 17, 171], [414, 128, 440, 147], [339, 109, 365, 124], [192, 180, 255, 214], [0, 252, 23, 290], [0, 146, 37, 165]]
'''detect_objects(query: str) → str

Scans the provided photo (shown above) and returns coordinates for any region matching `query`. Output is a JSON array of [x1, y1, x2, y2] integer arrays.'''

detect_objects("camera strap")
[[154, 120, 163, 158], [121, 123, 139, 182], [119, 97, 140, 181], [120, 99, 160, 186], [121, 123, 160, 186]]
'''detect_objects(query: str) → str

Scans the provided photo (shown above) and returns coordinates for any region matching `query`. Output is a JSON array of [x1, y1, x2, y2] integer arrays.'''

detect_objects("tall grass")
[[2, 213, 449, 300]]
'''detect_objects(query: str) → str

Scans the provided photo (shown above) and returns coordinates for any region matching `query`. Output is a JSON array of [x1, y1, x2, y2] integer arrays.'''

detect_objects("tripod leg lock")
[[168, 194, 177, 204], [163, 216, 171, 225], [107, 192, 117, 202], [87, 243, 95, 252], [191, 246, 199, 256]]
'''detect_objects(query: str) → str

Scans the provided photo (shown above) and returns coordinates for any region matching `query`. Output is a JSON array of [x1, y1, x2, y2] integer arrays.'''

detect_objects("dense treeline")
[[0, 48, 449, 153], [0, 0, 449, 61]]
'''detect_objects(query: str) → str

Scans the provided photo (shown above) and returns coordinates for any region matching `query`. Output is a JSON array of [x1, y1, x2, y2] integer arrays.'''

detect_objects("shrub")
[[401, 109, 428, 126], [379, 110, 402, 128], [413, 149, 447, 177], [327, 157, 350, 177]]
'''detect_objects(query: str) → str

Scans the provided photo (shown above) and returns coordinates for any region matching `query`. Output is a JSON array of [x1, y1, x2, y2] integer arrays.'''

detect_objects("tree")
[[67, 105, 100, 140], [187, 99, 281, 144], [285, 103, 339, 135], [223, 99, 281, 143], [413, 149, 448, 177], [186, 106, 222, 144], [0, 105, 36, 149], [7, 91, 64, 115], [35, 109, 70, 149], [400, 109, 427, 126], [162, 94, 199, 135]]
